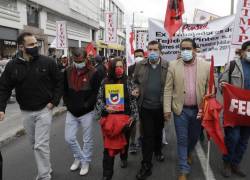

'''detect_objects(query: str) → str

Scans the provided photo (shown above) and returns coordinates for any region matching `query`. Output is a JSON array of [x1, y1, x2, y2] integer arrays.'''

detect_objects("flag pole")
[[206, 140, 211, 180]]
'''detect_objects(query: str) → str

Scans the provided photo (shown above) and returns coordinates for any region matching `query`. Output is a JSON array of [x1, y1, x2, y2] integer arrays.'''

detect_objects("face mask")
[[148, 51, 160, 63], [245, 52, 250, 61], [135, 57, 144, 63], [115, 67, 124, 77], [25, 46, 39, 58], [181, 50, 193, 62], [74, 61, 86, 69]]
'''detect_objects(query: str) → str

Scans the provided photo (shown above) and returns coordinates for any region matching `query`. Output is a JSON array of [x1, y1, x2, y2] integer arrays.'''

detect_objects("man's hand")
[[47, 103, 54, 110], [0, 112, 5, 121], [132, 87, 140, 97], [164, 112, 171, 121], [219, 82, 228, 89]]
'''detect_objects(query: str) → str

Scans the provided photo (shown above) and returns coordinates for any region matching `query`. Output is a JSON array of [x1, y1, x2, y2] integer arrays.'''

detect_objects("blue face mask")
[[74, 61, 86, 69], [181, 50, 193, 62], [148, 51, 160, 63]]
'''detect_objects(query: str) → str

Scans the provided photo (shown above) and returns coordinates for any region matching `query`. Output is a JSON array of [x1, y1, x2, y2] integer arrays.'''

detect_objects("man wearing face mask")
[[128, 49, 144, 154], [64, 49, 100, 176], [0, 32, 63, 180], [164, 38, 210, 180], [134, 41, 168, 180], [219, 41, 250, 178], [128, 49, 144, 78]]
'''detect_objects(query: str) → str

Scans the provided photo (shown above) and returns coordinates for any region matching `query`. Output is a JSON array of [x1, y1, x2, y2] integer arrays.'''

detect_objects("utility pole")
[[231, 0, 234, 15]]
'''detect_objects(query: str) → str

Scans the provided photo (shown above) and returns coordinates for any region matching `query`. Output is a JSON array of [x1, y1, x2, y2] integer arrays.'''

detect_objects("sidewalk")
[[0, 102, 66, 147]]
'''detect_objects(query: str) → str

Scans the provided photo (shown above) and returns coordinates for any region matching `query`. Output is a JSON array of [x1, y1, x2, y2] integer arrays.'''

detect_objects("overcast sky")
[[120, 0, 238, 26]]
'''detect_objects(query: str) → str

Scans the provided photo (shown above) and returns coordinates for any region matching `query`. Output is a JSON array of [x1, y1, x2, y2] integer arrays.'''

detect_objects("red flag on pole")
[[164, 0, 184, 38], [85, 42, 97, 57], [200, 56, 228, 155]]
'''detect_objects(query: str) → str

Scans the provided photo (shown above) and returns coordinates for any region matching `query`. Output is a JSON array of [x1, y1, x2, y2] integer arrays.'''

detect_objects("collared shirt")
[[184, 59, 197, 106]]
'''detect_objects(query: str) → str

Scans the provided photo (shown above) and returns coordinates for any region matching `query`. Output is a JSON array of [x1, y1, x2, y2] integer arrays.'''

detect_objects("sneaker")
[[129, 143, 137, 154], [136, 164, 152, 180], [70, 159, 80, 171], [120, 160, 128, 168], [80, 163, 89, 176], [231, 165, 247, 177], [221, 162, 232, 178], [155, 153, 165, 162]]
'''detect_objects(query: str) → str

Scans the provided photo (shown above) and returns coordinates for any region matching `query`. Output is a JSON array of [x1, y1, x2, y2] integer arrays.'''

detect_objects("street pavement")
[[2, 113, 207, 180]]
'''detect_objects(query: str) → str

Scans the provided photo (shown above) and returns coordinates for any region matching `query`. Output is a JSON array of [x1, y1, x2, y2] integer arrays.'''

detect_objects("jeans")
[[174, 107, 200, 174], [65, 111, 94, 165], [223, 126, 250, 166], [22, 107, 52, 180], [140, 107, 164, 166]]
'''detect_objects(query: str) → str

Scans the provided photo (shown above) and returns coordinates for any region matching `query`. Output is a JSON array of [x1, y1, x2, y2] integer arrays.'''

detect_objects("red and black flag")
[[164, 0, 184, 38]]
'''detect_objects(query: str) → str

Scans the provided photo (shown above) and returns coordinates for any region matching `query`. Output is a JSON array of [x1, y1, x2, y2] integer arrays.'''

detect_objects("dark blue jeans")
[[174, 107, 201, 174], [223, 126, 250, 166]]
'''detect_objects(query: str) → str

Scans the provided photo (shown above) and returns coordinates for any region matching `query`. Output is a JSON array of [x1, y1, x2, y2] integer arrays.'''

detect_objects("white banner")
[[56, 21, 68, 49], [135, 29, 149, 51], [193, 9, 220, 24], [232, 0, 250, 45], [149, 16, 235, 66], [105, 12, 117, 43]]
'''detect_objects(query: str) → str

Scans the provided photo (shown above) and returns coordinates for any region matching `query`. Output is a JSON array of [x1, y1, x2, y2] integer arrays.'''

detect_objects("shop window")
[[27, 4, 39, 27]]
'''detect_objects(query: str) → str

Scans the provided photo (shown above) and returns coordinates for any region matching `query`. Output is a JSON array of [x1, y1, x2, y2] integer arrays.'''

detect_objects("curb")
[[0, 107, 67, 147]]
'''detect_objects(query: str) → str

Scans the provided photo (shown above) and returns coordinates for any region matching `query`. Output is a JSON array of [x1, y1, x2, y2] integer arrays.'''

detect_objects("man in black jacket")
[[64, 49, 100, 176], [0, 32, 63, 180]]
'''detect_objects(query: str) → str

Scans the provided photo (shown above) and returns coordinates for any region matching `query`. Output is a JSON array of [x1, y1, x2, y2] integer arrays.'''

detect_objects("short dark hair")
[[134, 49, 144, 54], [180, 38, 197, 49], [17, 32, 34, 45], [148, 40, 162, 51], [241, 41, 250, 51], [72, 48, 87, 58]]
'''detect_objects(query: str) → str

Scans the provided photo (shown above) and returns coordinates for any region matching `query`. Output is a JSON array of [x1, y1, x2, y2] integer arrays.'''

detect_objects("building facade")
[[97, 0, 125, 57], [0, 0, 100, 59]]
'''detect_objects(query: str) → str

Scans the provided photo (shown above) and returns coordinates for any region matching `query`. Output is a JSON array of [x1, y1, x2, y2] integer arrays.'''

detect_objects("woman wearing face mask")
[[95, 57, 139, 180], [64, 49, 101, 176]]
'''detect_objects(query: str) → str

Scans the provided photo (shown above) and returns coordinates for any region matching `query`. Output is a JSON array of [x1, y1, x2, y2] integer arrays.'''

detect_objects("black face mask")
[[25, 46, 39, 58]]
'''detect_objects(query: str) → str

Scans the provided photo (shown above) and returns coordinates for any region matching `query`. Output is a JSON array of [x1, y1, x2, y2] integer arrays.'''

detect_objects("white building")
[[0, 0, 100, 59], [97, 0, 125, 57]]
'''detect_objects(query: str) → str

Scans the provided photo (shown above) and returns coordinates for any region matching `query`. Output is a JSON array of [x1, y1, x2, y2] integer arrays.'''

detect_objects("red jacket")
[[100, 114, 131, 157]]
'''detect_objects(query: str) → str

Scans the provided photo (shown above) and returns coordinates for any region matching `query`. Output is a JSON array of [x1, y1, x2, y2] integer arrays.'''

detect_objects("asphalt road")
[[1, 113, 208, 180]]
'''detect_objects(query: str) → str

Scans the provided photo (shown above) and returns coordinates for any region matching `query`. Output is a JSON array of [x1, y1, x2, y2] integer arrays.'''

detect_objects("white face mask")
[[135, 57, 144, 63], [74, 61, 86, 69], [181, 50, 193, 62], [246, 52, 250, 61]]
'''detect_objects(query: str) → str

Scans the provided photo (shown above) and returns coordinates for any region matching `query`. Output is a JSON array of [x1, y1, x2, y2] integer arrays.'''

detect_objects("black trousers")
[[0, 151, 2, 180], [140, 107, 164, 166], [103, 130, 131, 178]]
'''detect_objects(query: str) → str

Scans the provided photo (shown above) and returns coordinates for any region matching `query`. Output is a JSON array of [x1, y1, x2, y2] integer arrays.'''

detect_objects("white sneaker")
[[70, 159, 80, 171], [79, 163, 89, 176]]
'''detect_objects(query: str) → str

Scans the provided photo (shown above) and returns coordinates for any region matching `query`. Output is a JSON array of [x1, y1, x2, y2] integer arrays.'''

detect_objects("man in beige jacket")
[[164, 38, 210, 180]]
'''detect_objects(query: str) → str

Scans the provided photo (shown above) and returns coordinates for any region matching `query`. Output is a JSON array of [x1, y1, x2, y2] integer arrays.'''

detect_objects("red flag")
[[85, 42, 97, 57], [164, 0, 184, 38], [223, 84, 250, 127], [129, 32, 135, 55], [200, 56, 228, 155]]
